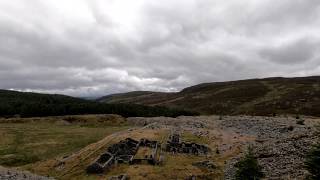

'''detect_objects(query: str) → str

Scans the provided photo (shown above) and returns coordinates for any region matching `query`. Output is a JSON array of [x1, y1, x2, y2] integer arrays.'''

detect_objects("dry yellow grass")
[[29, 127, 242, 180]]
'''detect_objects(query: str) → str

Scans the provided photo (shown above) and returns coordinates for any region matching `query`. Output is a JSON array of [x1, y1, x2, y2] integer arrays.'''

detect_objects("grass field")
[[0, 115, 231, 179], [0, 115, 130, 167]]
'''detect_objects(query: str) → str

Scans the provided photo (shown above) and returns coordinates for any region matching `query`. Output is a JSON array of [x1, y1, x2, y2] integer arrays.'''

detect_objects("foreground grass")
[[181, 131, 210, 145], [0, 120, 129, 167]]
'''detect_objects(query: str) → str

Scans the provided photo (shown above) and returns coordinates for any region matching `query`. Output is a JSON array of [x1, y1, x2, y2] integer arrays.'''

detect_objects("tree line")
[[0, 90, 198, 118]]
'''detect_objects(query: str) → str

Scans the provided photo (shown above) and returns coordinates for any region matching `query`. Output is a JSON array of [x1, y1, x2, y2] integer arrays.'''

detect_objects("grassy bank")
[[0, 116, 130, 167]]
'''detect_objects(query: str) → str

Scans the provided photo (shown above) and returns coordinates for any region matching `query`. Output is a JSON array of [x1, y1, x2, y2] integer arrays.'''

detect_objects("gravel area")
[[219, 116, 319, 180], [128, 115, 319, 179], [0, 166, 54, 180]]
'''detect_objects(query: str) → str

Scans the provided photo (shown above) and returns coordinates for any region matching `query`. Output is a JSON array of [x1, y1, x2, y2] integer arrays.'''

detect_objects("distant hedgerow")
[[235, 147, 264, 180]]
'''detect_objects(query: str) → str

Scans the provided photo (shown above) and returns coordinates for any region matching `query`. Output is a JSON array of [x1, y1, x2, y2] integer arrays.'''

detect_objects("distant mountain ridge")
[[98, 76, 320, 116]]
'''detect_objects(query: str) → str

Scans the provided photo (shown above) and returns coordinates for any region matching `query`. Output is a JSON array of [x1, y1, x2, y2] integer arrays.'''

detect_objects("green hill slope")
[[98, 76, 320, 116]]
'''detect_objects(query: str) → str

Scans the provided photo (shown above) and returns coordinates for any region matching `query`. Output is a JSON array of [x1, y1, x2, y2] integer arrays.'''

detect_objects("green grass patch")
[[181, 132, 210, 144], [0, 121, 129, 167]]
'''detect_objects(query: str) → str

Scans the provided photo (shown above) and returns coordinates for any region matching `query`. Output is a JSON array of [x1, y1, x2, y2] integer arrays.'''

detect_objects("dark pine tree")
[[235, 147, 264, 180]]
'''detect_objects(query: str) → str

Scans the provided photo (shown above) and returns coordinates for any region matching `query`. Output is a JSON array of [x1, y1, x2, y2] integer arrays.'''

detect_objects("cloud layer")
[[0, 0, 320, 96]]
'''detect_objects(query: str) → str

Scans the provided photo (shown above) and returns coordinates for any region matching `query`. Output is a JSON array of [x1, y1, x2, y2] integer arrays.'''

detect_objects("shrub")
[[305, 144, 320, 180], [296, 119, 305, 125], [216, 148, 220, 154], [288, 126, 294, 131], [305, 125, 320, 180], [235, 147, 264, 180]]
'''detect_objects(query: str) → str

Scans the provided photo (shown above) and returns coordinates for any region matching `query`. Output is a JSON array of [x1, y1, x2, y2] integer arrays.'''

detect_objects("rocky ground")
[[218, 116, 319, 180], [128, 115, 319, 179], [2, 115, 318, 179], [0, 166, 54, 180]]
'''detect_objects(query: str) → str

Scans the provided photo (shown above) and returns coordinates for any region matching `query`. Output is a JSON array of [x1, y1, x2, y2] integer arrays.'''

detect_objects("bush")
[[216, 148, 220, 154], [296, 119, 305, 125], [235, 147, 264, 180], [305, 125, 320, 180], [288, 126, 294, 131], [305, 144, 320, 180]]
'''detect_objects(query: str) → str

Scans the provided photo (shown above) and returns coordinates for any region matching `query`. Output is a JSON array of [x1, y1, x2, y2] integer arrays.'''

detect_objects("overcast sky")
[[0, 0, 320, 97]]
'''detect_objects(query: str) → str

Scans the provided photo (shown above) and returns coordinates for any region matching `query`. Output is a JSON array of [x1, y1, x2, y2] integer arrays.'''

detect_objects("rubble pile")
[[109, 138, 140, 163], [127, 116, 208, 129], [87, 138, 161, 174], [0, 166, 54, 180], [139, 138, 158, 148], [109, 174, 129, 180], [165, 133, 211, 155], [192, 160, 216, 170], [86, 138, 139, 174], [219, 116, 319, 179], [253, 133, 317, 179]]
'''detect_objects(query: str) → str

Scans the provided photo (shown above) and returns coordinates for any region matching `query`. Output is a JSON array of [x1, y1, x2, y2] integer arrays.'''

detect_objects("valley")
[[0, 114, 318, 179]]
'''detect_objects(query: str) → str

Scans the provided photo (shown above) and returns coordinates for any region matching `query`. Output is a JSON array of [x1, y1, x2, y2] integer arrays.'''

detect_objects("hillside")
[[0, 90, 197, 118], [98, 76, 320, 116]]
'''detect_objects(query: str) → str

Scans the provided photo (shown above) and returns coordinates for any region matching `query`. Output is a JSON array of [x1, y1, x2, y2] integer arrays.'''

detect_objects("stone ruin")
[[192, 160, 216, 170], [86, 133, 211, 175], [86, 138, 161, 174], [131, 138, 160, 165], [86, 138, 139, 174], [165, 133, 211, 155], [109, 174, 129, 180]]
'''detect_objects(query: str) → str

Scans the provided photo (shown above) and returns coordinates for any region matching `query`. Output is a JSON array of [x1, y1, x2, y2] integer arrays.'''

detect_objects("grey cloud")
[[0, 0, 320, 97], [259, 38, 319, 65], [250, 0, 320, 25]]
